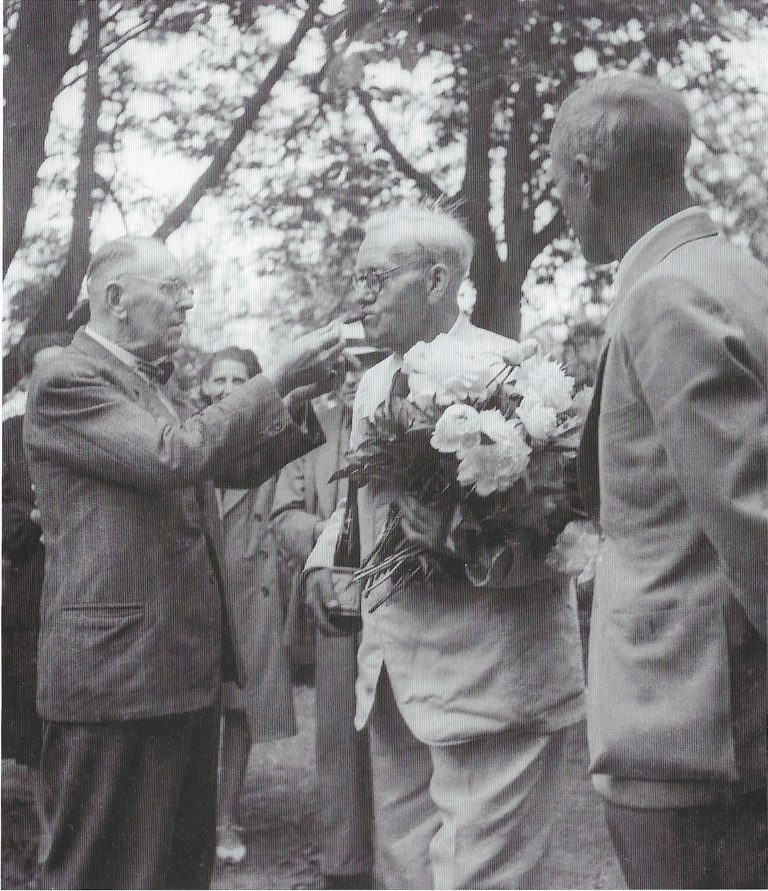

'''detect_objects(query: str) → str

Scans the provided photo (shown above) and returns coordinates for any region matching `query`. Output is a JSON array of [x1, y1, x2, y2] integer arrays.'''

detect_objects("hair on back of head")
[[200, 346, 261, 383], [85, 236, 164, 296], [364, 197, 474, 277], [551, 73, 691, 188]]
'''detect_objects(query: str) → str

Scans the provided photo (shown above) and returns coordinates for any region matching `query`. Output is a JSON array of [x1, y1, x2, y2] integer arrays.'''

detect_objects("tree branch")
[[153, 0, 323, 242], [354, 88, 446, 202], [532, 206, 566, 255], [60, 0, 174, 95]]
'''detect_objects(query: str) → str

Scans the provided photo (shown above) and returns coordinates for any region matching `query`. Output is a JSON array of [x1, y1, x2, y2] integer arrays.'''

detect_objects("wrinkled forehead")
[[356, 226, 405, 270]]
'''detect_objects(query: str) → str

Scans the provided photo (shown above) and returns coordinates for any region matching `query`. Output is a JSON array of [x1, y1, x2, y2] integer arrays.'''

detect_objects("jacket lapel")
[[577, 342, 609, 521], [219, 487, 249, 516], [70, 329, 178, 420]]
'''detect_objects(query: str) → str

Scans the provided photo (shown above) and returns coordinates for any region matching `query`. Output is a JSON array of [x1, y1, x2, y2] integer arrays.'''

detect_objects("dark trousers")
[[604, 789, 768, 889], [36, 706, 220, 890]]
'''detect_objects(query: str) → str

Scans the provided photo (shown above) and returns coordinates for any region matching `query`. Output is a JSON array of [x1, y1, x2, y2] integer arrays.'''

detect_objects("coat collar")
[[217, 487, 250, 516], [612, 207, 719, 309], [577, 207, 720, 520], [70, 328, 184, 418]]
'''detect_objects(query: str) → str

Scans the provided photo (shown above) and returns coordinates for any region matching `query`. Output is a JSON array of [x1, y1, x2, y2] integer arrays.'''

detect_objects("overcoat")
[[218, 479, 296, 742], [272, 398, 374, 875]]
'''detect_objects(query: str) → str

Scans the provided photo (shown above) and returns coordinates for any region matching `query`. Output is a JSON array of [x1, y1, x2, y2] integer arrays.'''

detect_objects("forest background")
[[4, 0, 767, 393]]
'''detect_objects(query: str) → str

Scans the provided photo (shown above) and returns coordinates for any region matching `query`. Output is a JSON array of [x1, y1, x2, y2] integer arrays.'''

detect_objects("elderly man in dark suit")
[[550, 74, 767, 888], [23, 235, 341, 889]]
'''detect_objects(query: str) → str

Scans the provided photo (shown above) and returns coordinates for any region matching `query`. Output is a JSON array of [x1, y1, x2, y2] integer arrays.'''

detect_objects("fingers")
[[306, 570, 347, 637], [285, 383, 319, 404], [310, 323, 344, 351], [343, 351, 363, 371], [318, 341, 344, 364]]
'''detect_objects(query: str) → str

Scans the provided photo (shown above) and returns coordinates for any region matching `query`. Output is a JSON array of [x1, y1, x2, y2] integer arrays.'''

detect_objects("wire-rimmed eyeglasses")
[[349, 259, 427, 298], [117, 273, 194, 302]]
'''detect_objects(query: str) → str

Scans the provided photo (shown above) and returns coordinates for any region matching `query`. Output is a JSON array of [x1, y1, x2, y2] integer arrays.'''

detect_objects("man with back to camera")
[[303, 204, 586, 889], [23, 235, 343, 889], [549, 73, 767, 888]]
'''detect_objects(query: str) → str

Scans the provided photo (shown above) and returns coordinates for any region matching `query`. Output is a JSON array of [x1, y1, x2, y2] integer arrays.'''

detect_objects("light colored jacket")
[[306, 315, 585, 745], [579, 208, 767, 806]]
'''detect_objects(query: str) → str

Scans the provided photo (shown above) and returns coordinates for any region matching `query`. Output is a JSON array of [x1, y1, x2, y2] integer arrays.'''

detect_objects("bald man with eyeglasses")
[[24, 235, 343, 889]]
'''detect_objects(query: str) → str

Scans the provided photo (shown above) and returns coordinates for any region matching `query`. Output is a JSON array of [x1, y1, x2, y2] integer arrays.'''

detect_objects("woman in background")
[[199, 346, 296, 865]]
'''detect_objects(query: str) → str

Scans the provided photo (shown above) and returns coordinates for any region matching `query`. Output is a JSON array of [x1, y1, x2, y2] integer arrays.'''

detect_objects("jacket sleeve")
[[24, 366, 322, 492], [628, 277, 767, 638], [270, 457, 320, 562], [302, 499, 345, 576]]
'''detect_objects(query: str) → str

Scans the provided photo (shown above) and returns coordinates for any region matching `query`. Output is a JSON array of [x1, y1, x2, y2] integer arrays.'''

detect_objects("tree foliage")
[[3, 0, 766, 391]]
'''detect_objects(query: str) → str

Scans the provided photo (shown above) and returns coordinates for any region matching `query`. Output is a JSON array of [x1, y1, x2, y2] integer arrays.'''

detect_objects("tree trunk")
[[49, 0, 101, 326], [3, 0, 101, 392], [3, 0, 80, 276], [459, 45, 502, 334], [154, 0, 322, 241]]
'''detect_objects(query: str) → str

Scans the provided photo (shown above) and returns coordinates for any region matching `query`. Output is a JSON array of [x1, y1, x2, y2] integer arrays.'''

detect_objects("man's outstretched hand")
[[269, 324, 344, 397]]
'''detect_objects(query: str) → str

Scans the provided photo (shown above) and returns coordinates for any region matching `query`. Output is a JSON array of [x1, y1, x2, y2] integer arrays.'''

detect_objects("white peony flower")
[[509, 354, 575, 412], [503, 338, 540, 366], [547, 520, 601, 584], [516, 399, 558, 440], [430, 404, 482, 454], [477, 409, 525, 446], [404, 335, 502, 408], [457, 428, 531, 496]]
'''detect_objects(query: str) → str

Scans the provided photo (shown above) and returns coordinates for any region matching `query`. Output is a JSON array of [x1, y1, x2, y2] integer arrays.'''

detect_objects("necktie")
[[136, 357, 175, 385]]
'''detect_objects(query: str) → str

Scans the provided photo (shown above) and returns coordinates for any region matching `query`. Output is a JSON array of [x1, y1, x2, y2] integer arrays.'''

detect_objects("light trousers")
[[368, 669, 572, 889]]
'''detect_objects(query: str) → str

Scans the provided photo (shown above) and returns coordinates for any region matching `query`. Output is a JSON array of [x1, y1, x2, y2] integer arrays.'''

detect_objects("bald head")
[[86, 237, 166, 309], [550, 73, 691, 193], [84, 236, 192, 359]]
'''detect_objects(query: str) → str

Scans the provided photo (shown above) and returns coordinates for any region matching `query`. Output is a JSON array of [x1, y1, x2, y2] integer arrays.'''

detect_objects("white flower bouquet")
[[330, 333, 595, 609]]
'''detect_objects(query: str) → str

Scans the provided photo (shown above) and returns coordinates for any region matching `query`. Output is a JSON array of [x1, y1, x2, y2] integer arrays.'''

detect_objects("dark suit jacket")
[[23, 329, 323, 722], [578, 209, 767, 806]]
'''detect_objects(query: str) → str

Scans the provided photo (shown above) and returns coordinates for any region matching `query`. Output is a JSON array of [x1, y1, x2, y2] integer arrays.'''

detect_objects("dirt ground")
[[2, 682, 625, 890]]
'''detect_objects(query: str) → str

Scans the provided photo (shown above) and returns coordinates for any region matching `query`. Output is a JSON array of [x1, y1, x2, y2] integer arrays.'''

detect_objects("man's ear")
[[105, 282, 128, 320], [427, 264, 450, 305], [576, 152, 610, 205], [574, 154, 593, 197]]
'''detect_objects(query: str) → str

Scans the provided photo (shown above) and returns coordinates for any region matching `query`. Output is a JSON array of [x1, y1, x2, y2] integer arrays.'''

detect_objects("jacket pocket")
[[60, 604, 145, 647], [588, 597, 737, 782]]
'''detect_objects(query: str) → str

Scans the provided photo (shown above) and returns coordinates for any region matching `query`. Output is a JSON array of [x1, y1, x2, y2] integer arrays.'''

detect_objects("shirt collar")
[[83, 326, 142, 370]]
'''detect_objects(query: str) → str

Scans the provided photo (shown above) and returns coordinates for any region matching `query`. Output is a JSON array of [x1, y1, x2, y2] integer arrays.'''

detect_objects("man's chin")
[[164, 333, 183, 354]]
